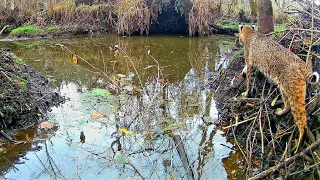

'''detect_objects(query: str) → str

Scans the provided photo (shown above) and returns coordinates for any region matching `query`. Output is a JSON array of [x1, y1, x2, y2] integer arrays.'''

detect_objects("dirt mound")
[[0, 49, 65, 130]]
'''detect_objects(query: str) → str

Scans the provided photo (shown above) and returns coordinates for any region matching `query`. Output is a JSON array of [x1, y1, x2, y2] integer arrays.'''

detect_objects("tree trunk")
[[10, 0, 15, 10], [249, 0, 258, 17], [257, 0, 274, 34]]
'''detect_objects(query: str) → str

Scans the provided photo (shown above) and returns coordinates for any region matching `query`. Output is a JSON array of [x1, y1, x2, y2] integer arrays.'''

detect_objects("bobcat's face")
[[238, 24, 256, 45]]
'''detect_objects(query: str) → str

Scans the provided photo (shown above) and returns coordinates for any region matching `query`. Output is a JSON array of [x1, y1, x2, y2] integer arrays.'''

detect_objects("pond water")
[[0, 35, 243, 179]]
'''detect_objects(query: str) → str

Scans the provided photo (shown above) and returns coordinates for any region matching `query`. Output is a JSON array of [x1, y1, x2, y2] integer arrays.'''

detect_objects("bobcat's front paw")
[[241, 91, 248, 97], [275, 108, 284, 116]]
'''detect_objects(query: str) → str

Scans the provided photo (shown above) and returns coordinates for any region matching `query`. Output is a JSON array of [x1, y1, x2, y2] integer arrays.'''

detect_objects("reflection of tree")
[[35, 141, 64, 179], [196, 127, 216, 179]]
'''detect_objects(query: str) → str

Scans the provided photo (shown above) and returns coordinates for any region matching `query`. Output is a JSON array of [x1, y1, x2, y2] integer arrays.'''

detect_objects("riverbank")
[[0, 0, 246, 39], [0, 20, 239, 42], [0, 49, 65, 140]]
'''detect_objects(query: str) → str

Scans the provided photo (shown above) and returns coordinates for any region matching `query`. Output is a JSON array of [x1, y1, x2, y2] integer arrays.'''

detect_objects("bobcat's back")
[[239, 27, 315, 151]]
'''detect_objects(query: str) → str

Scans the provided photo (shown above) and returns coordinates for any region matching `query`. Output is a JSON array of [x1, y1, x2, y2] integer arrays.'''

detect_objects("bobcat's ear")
[[310, 72, 319, 84], [239, 24, 243, 32], [251, 24, 256, 30]]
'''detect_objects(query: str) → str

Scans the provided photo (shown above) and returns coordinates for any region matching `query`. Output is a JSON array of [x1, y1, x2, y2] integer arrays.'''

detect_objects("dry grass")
[[0, 0, 253, 36]]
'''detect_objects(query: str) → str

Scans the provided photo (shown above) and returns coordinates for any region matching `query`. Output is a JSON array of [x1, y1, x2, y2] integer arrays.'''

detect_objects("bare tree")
[[257, 0, 274, 34]]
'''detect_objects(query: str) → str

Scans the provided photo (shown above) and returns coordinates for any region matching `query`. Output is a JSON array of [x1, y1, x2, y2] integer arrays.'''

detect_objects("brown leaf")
[[90, 112, 105, 120], [40, 121, 53, 129]]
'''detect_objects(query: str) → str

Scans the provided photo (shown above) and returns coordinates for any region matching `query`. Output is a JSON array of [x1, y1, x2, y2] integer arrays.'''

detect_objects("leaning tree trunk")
[[257, 0, 274, 34]]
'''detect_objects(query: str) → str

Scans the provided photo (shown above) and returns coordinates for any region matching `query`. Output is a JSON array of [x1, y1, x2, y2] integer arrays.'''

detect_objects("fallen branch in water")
[[0, 25, 9, 35], [248, 139, 320, 180]]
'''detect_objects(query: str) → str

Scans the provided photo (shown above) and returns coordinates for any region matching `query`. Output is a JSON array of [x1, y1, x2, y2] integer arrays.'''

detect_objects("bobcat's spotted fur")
[[239, 25, 319, 151]]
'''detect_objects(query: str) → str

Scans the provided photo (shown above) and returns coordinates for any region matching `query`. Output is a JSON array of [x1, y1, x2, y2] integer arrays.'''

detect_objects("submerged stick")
[[249, 139, 320, 180], [173, 135, 195, 180]]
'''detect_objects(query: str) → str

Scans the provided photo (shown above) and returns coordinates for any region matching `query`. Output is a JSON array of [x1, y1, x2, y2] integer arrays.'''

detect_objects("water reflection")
[[1, 35, 236, 179]]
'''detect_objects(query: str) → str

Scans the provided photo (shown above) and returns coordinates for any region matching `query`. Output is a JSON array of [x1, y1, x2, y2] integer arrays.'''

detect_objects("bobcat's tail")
[[310, 72, 319, 84], [290, 82, 307, 153]]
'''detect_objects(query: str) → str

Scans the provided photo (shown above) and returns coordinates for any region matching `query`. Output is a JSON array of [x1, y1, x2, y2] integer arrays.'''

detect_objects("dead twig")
[[249, 139, 320, 180]]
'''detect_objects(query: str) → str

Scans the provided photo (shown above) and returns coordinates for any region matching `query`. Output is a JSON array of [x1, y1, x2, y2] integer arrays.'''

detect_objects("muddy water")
[[0, 35, 243, 179]]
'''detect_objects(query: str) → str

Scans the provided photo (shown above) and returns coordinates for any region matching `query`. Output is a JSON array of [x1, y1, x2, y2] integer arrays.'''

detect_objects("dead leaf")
[[72, 53, 78, 65], [91, 112, 105, 120], [159, 79, 168, 84], [40, 121, 53, 129], [303, 38, 312, 45], [253, 160, 260, 167]]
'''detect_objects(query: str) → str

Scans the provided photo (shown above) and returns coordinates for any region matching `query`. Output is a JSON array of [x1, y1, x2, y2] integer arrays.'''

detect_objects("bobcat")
[[238, 24, 319, 151]]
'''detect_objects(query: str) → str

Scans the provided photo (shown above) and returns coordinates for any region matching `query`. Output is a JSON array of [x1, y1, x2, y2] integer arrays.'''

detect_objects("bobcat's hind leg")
[[275, 86, 291, 116]]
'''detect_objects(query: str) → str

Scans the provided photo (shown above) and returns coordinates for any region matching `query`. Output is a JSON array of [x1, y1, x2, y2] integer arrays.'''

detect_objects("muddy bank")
[[0, 49, 65, 138], [0, 23, 238, 42]]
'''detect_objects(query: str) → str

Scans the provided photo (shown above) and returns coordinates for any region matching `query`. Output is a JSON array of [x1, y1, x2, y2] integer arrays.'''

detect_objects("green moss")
[[10, 25, 44, 36], [217, 19, 239, 31], [47, 26, 59, 32]]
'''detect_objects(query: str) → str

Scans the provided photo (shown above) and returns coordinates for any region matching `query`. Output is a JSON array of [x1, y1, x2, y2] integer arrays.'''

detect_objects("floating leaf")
[[116, 154, 126, 165], [72, 53, 78, 65], [119, 128, 133, 135], [159, 79, 168, 84], [91, 88, 110, 97], [91, 112, 105, 120], [40, 121, 53, 129]]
